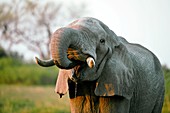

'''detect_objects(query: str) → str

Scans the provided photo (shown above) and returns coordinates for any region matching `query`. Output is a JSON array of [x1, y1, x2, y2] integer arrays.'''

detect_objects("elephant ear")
[[95, 43, 134, 100]]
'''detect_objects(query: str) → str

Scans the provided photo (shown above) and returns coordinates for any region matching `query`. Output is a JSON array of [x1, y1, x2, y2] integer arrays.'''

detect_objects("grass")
[[163, 95, 170, 113], [0, 85, 169, 113], [0, 85, 70, 113]]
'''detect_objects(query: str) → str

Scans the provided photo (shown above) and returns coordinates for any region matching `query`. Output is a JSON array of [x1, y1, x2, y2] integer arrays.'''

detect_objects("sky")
[[62, 0, 170, 67]]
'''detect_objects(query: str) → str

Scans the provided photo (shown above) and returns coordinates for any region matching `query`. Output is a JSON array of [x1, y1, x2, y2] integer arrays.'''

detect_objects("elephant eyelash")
[[100, 39, 105, 44]]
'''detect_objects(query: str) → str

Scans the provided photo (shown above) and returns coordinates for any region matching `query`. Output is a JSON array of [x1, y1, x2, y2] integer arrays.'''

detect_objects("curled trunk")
[[50, 27, 81, 69]]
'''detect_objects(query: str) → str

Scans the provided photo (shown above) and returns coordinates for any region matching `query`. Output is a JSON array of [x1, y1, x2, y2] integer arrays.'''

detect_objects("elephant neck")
[[68, 81, 117, 113], [68, 81, 97, 112]]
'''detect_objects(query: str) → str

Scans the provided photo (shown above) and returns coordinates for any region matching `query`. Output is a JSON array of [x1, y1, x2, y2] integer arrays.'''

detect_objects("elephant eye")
[[100, 39, 105, 44]]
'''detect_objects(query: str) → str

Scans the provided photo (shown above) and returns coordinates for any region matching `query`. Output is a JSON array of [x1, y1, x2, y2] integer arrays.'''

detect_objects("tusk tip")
[[86, 57, 95, 68], [35, 57, 39, 64]]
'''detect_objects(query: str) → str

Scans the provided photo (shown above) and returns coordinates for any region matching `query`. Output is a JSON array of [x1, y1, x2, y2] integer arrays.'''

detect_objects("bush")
[[162, 65, 170, 113], [0, 57, 58, 85], [0, 47, 7, 58]]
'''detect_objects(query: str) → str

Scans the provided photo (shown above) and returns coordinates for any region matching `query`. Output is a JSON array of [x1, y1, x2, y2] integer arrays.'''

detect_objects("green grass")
[[0, 85, 70, 113]]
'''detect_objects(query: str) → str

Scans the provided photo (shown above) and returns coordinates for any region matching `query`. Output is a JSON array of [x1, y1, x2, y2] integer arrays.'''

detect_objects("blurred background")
[[0, 0, 169, 113]]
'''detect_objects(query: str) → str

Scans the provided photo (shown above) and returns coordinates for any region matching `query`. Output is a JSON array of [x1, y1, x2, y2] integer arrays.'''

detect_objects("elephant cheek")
[[55, 69, 72, 97]]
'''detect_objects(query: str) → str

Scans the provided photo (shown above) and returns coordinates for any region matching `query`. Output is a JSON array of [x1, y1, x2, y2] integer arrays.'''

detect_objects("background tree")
[[0, 0, 87, 59], [0, 46, 7, 58]]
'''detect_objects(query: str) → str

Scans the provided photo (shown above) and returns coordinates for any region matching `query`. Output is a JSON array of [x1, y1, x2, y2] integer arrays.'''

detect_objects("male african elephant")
[[35, 17, 164, 113]]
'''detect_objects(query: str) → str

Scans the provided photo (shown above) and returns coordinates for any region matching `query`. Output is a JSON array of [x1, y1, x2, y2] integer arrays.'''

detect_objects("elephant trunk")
[[50, 27, 81, 69]]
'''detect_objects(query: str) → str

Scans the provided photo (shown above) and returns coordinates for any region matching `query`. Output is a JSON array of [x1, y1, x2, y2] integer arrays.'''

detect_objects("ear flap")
[[95, 44, 134, 99]]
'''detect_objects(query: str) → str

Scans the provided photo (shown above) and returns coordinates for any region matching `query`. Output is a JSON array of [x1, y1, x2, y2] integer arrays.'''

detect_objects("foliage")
[[0, 46, 7, 58], [163, 65, 170, 94], [0, 85, 70, 113], [162, 65, 170, 113], [0, 57, 58, 85]]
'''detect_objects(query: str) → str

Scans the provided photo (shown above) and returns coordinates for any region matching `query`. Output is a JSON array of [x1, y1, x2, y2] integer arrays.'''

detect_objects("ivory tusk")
[[35, 57, 55, 67], [86, 57, 95, 68]]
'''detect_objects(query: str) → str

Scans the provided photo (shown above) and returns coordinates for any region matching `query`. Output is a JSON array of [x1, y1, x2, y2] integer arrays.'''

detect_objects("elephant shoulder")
[[126, 43, 161, 67], [125, 43, 164, 82]]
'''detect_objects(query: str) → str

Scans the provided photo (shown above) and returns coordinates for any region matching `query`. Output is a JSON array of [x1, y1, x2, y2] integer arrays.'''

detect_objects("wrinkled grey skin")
[[36, 17, 164, 113]]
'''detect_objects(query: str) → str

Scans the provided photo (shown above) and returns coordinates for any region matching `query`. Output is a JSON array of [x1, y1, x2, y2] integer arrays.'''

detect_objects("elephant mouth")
[[73, 63, 87, 78], [68, 48, 109, 82], [71, 61, 93, 82], [66, 47, 96, 82]]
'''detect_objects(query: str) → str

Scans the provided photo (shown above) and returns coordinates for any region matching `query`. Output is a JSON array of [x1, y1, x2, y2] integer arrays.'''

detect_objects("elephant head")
[[36, 17, 134, 99]]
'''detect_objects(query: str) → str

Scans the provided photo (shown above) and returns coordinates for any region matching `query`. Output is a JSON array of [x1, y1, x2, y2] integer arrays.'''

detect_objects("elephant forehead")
[[69, 17, 107, 38]]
